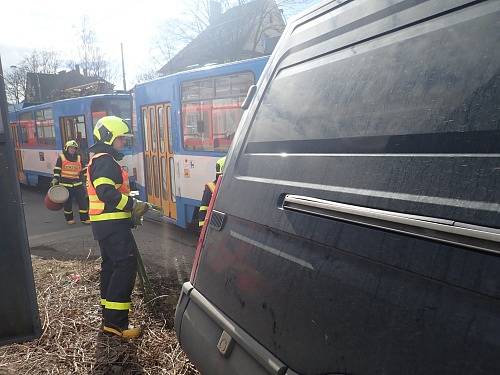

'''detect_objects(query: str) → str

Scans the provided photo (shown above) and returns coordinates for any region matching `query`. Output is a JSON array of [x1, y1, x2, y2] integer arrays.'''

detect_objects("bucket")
[[45, 185, 69, 211]]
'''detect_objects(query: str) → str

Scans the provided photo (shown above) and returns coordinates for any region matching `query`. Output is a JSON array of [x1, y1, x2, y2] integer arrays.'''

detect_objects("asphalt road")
[[22, 186, 198, 283]]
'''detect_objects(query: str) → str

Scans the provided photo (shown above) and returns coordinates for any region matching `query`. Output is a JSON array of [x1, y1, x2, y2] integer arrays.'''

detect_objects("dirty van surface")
[[175, 1, 500, 374]]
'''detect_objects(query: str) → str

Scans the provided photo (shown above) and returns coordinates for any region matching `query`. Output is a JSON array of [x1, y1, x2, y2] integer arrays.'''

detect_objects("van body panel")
[[195, 216, 500, 374], [176, 283, 287, 375], [176, 0, 500, 374]]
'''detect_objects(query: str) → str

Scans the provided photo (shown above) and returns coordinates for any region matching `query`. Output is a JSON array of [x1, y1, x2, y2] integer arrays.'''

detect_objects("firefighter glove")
[[131, 199, 149, 226]]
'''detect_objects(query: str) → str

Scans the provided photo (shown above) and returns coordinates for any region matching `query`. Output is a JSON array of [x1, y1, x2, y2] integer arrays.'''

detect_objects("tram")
[[8, 57, 270, 229], [131, 56, 268, 228], [7, 94, 136, 187]]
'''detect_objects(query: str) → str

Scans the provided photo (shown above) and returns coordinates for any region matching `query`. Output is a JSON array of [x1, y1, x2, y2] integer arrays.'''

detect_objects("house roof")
[[26, 69, 113, 103], [159, 0, 284, 75]]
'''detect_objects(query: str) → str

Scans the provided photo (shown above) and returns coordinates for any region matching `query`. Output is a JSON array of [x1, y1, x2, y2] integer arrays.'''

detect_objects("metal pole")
[[121, 43, 127, 91]]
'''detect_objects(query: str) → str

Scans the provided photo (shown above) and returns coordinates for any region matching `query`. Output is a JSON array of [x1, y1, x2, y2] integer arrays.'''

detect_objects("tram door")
[[60, 116, 89, 163], [9, 123, 25, 182], [143, 104, 176, 219]]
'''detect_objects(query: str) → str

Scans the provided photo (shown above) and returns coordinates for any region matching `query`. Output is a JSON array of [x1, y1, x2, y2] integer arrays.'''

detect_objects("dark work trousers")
[[63, 184, 89, 222], [98, 228, 138, 329]]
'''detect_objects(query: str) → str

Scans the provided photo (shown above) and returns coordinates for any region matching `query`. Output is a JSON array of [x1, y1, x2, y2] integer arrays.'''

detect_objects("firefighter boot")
[[102, 325, 142, 340]]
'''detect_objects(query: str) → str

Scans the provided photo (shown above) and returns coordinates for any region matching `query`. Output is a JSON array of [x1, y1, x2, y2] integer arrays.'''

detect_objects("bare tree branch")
[[135, 68, 161, 84], [4, 49, 62, 103], [4, 67, 27, 104], [151, 0, 315, 72], [78, 16, 115, 82]]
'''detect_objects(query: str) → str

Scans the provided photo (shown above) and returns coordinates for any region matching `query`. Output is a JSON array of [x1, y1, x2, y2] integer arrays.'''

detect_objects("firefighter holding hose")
[[86, 116, 149, 340]]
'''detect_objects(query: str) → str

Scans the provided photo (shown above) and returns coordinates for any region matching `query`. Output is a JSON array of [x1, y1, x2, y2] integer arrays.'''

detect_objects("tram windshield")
[[91, 98, 133, 147]]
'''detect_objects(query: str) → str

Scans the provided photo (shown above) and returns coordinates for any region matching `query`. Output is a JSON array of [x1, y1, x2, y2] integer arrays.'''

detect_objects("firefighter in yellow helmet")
[[86, 116, 149, 340], [198, 156, 225, 228], [51, 140, 89, 224]]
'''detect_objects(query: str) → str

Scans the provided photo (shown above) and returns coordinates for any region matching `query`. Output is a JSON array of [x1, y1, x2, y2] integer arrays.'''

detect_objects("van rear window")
[[245, 12, 500, 154]]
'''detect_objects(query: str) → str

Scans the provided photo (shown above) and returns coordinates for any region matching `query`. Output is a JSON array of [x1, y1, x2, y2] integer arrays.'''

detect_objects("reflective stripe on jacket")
[[207, 182, 216, 193], [60, 153, 82, 180], [87, 153, 131, 222], [198, 181, 216, 227]]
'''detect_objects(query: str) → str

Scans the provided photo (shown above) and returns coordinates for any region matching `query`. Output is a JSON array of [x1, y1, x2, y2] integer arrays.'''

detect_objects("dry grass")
[[0, 256, 199, 375]]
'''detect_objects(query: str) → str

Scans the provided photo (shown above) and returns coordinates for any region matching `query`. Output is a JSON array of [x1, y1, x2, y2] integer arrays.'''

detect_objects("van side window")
[[246, 15, 500, 155]]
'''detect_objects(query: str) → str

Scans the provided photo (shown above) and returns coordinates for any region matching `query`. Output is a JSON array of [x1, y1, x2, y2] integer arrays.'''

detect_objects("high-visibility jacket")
[[60, 153, 82, 179], [87, 153, 132, 222], [53, 153, 85, 187], [199, 181, 216, 227]]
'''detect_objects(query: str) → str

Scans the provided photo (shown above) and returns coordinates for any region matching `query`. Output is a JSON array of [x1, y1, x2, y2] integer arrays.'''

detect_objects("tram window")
[[19, 112, 36, 145], [230, 73, 254, 95], [215, 76, 231, 98], [91, 111, 107, 127], [182, 79, 214, 101], [181, 72, 253, 151], [212, 97, 243, 151], [91, 99, 131, 126], [182, 102, 211, 151], [76, 116, 86, 142], [169, 157, 176, 202], [142, 109, 150, 151], [199, 79, 214, 99], [61, 115, 87, 153], [182, 81, 199, 101], [167, 106, 173, 153], [35, 109, 55, 147], [144, 158, 150, 196], [91, 98, 133, 147], [149, 156, 154, 197], [157, 107, 165, 153], [161, 157, 167, 199], [153, 156, 160, 198], [150, 108, 157, 152]]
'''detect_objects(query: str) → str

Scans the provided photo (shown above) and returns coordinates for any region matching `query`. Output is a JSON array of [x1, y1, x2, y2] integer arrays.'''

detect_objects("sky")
[[0, 0, 317, 89], [0, 0, 185, 89]]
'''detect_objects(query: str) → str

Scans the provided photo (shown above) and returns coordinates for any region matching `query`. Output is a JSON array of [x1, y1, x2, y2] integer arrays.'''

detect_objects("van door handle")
[[282, 194, 500, 256]]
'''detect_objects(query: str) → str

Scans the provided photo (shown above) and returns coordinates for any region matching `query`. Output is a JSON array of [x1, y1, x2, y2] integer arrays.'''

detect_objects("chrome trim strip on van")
[[187, 283, 287, 375], [282, 195, 500, 256], [246, 153, 500, 158], [238, 176, 500, 213]]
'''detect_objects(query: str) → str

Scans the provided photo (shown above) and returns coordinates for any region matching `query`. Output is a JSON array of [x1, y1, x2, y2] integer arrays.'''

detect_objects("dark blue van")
[[175, 1, 500, 374]]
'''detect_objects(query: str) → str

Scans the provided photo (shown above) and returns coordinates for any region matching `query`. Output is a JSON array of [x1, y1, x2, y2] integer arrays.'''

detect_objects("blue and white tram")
[[8, 94, 138, 187], [131, 56, 268, 228]]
